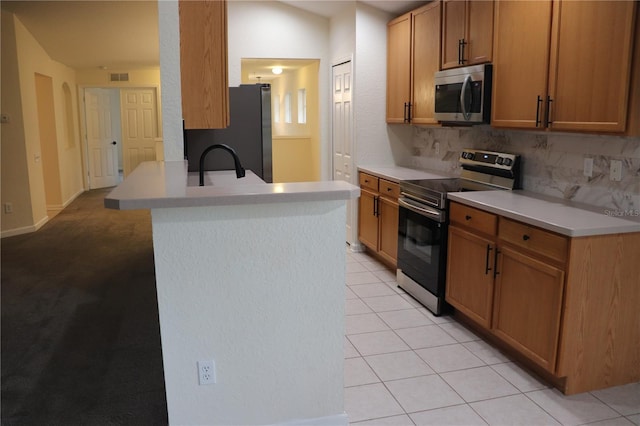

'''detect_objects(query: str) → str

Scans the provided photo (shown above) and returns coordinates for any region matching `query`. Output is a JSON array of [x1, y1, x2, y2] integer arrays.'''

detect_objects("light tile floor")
[[344, 250, 640, 425]]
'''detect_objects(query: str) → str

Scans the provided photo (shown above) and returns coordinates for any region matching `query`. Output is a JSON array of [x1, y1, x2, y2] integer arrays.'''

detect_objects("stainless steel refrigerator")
[[185, 84, 273, 183]]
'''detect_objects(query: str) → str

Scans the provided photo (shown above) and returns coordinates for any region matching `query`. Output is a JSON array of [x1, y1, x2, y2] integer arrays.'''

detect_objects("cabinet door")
[[378, 196, 399, 266], [387, 13, 412, 123], [179, 0, 229, 129], [493, 246, 565, 373], [491, 0, 552, 129], [466, 0, 493, 65], [411, 1, 441, 125], [446, 226, 495, 328], [548, 0, 636, 132], [441, 0, 467, 70], [358, 188, 379, 251]]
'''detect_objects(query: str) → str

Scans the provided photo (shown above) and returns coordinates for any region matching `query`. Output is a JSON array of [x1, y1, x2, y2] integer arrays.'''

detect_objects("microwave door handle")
[[460, 75, 472, 120]]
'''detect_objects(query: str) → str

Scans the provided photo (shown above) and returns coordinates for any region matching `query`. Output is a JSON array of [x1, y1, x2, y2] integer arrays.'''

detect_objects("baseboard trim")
[[1, 215, 49, 239]]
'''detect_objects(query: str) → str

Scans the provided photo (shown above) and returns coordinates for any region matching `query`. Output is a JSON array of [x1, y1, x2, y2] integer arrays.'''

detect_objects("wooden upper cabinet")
[[179, 0, 230, 129], [548, 0, 636, 133], [441, 0, 493, 70], [491, 0, 553, 129], [411, 1, 442, 125], [386, 13, 412, 123], [492, 0, 637, 133]]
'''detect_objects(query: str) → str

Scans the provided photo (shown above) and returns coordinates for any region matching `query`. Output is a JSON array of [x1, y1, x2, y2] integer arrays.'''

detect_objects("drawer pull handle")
[[485, 245, 493, 275], [465, 215, 472, 220], [387, 187, 393, 191], [523, 234, 530, 241], [364, 179, 369, 183]]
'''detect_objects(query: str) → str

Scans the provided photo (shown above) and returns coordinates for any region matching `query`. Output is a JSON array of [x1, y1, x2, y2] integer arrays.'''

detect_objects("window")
[[297, 89, 306, 124], [284, 92, 292, 123]]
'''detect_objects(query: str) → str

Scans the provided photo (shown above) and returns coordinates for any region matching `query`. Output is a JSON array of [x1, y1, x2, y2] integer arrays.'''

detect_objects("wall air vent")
[[110, 73, 130, 82]]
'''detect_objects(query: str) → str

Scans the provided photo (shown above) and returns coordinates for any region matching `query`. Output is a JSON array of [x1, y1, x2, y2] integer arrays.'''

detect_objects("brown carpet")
[[1, 188, 167, 425]]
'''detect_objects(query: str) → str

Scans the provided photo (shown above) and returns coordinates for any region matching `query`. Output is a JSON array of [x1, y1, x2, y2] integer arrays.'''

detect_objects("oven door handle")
[[398, 198, 446, 223]]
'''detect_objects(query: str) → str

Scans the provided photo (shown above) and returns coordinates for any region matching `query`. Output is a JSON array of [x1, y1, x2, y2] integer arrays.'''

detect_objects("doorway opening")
[[241, 58, 320, 183]]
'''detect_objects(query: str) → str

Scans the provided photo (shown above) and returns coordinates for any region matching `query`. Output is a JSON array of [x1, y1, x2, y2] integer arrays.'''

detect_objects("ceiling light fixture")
[[271, 67, 283, 75]]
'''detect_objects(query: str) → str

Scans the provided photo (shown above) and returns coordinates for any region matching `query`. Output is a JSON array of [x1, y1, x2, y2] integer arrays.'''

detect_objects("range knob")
[[503, 158, 513, 167], [496, 157, 504, 165], [461, 152, 469, 159], [466, 152, 475, 160]]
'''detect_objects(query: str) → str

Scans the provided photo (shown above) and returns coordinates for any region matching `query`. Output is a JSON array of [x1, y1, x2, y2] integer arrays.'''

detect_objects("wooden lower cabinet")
[[446, 226, 495, 328], [493, 245, 565, 373], [358, 172, 400, 267], [446, 201, 640, 394]]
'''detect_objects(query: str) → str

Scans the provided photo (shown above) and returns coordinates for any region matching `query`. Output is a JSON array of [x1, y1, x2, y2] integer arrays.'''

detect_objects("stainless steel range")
[[396, 149, 521, 315]]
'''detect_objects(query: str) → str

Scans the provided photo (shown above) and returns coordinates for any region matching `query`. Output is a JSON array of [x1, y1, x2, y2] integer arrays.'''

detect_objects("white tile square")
[[362, 295, 415, 312], [350, 251, 374, 263], [344, 383, 404, 423], [346, 286, 359, 300], [396, 325, 458, 349], [441, 366, 520, 402], [583, 418, 635, 426], [361, 260, 388, 272], [592, 382, 640, 416], [410, 404, 487, 426], [346, 313, 389, 335], [345, 337, 360, 359], [627, 414, 640, 425], [384, 281, 405, 295], [378, 309, 434, 330], [372, 268, 397, 283], [351, 414, 415, 425], [418, 308, 453, 324], [491, 362, 549, 393], [364, 350, 435, 381], [400, 293, 423, 308], [470, 394, 561, 425], [351, 283, 397, 298], [527, 388, 620, 426], [348, 331, 410, 356], [346, 299, 374, 316], [415, 344, 485, 373], [347, 262, 369, 273], [438, 321, 481, 343], [385, 375, 465, 413], [347, 271, 382, 286], [344, 357, 380, 387], [462, 340, 511, 365]]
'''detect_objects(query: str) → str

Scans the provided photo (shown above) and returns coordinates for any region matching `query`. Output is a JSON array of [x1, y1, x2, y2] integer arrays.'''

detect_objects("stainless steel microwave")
[[434, 64, 492, 124]]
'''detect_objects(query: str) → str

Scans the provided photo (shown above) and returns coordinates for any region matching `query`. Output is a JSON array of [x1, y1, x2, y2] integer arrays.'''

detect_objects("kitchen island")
[[105, 161, 359, 425]]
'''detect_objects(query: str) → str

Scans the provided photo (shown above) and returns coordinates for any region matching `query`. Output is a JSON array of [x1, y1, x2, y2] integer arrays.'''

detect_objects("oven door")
[[396, 198, 448, 298]]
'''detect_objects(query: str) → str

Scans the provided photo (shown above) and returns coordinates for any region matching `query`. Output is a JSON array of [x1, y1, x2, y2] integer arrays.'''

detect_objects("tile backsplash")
[[403, 126, 640, 212]]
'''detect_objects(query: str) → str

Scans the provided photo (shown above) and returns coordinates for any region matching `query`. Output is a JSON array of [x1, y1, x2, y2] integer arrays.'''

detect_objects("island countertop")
[[105, 161, 360, 210], [448, 190, 640, 237]]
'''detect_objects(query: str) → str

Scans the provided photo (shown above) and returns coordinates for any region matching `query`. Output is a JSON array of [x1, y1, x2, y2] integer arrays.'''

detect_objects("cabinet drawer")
[[379, 179, 400, 199], [359, 173, 379, 191], [499, 217, 568, 263], [450, 202, 497, 236]]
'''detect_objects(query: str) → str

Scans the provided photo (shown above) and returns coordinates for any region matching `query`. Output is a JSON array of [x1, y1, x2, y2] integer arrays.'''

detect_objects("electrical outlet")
[[4, 203, 13, 214], [434, 142, 440, 155], [610, 159, 623, 182], [583, 158, 593, 177], [198, 360, 216, 385]]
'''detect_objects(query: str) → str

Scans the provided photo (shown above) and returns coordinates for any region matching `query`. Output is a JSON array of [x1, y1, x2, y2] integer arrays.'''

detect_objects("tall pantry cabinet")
[[179, 0, 230, 130], [386, 1, 442, 125]]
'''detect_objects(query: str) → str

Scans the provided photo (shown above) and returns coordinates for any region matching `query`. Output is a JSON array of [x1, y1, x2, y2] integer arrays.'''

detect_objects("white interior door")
[[85, 88, 118, 189], [120, 88, 158, 176], [332, 61, 357, 247]]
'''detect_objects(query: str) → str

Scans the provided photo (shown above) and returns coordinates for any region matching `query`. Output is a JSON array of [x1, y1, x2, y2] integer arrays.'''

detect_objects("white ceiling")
[[1, 0, 426, 71]]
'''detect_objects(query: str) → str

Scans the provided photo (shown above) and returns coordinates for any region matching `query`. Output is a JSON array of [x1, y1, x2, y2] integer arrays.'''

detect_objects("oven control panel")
[[459, 149, 518, 171]]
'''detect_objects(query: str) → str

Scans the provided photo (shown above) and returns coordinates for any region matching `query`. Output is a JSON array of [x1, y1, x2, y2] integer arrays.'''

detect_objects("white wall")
[[152, 201, 347, 424], [1, 12, 85, 236], [354, 3, 413, 167], [330, 3, 356, 64]]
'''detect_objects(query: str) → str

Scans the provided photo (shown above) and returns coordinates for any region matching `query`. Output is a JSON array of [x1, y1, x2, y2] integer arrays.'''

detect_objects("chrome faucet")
[[198, 143, 246, 186]]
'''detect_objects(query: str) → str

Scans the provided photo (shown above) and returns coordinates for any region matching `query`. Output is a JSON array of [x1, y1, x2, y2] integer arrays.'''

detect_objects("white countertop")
[[358, 165, 452, 183], [105, 161, 360, 210], [448, 190, 640, 237]]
